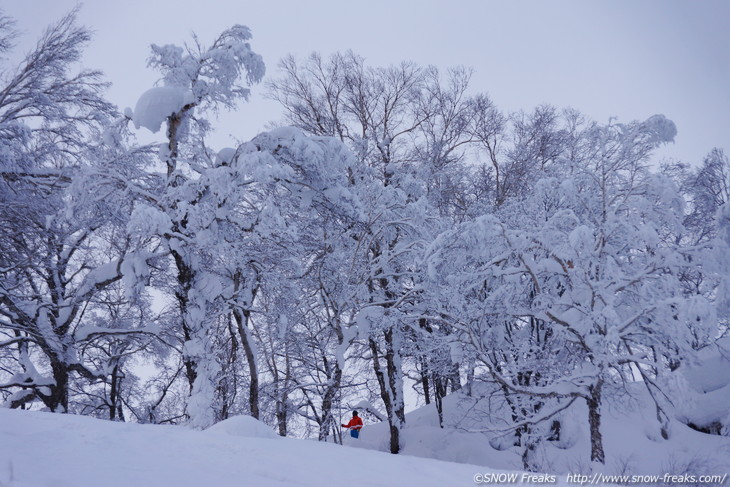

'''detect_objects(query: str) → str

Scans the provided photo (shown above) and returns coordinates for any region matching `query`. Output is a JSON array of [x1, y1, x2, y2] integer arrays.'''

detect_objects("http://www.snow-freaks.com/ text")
[[473, 472, 728, 484]]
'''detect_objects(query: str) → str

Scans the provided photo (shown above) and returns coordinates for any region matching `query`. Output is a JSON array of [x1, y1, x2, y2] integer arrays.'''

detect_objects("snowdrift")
[[348, 381, 730, 477], [0, 409, 515, 487], [3, 341, 729, 487]]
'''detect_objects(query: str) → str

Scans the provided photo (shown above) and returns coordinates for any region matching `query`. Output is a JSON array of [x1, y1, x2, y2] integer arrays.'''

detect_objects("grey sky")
[[3, 0, 729, 165]]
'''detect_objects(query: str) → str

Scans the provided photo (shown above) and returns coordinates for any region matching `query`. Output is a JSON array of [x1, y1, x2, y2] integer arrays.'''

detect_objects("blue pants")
[[350, 429, 359, 439]]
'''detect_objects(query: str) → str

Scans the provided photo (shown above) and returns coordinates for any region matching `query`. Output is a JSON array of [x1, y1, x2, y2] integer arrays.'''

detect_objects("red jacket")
[[342, 416, 363, 430]]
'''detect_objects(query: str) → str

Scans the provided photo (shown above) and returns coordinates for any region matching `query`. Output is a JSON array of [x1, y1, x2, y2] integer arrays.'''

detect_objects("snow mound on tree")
[[205, 415, 278, 439], [215, 147, 237, 165], [642, 114, 677, 144], [132, 86, 194, 133]]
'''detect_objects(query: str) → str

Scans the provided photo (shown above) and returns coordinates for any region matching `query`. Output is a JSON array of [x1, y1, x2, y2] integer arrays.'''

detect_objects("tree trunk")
[[48, 359, 69, 413], [233, 309, 259, 419], [521, 431, 538, 472], [588, 379, 605, 464], [433, 374, 447, 428], [385, 330, 405, 426], [449, 362, 461, 393], [172, 249, 197, 392], [319, 364, 342, 441], [369, 331, 404, 454], [421, 358, 431, 405], [109, 364, 125, 421], [276, 351, 291, 437], [276, 397, 288, 436], [465, 360, 475, 397], [276, 378, 289, 437]]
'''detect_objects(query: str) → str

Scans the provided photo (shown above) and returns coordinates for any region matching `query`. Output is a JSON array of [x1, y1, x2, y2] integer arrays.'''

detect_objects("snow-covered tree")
[[0, 9, 153, 413], [427, 114, 721, 464], [268, 51, 470, 453], [226, 127, 361, 435], [126, 25, 265, 428]]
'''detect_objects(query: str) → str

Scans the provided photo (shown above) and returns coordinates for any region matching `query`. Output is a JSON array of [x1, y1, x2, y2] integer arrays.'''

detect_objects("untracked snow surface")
[[3, 375, 729, 487], [0, 409, 524, 487], [349, 385, 730, 480]]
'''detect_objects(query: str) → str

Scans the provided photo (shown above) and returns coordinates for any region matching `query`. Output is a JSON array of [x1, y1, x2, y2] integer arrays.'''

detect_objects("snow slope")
[[349, 385, 730, 477], [340, 341, 730, 476], [3, 359, 729, 487], [0, 409, 528, 487]]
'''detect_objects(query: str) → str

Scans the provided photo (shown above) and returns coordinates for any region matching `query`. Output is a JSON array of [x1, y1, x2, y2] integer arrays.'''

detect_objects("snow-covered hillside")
[[0, 409, 524, 487], [2, 376, 729, 487], [350, 382, 730, 478]]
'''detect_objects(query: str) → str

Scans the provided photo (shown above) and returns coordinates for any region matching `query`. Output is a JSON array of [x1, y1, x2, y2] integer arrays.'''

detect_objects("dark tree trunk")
[[48, 359, 69, 413], [319, 363, 342, 441], [164, 101, 205, 420], [276, 399, 288, 437], [233, 309, 259, 419], [521, 434, 538, 472], [433, 374, 447, 428], [421, 358, 431, 405], [275, 351, 291, 437], [449, 362, 461, 393], [465, 360, 475, 397], [370, 332, 403, 454], [172, 249, 197, 392], [109, 364, 125, 421], [588, 379, 605, 464], [385, 330, 405, 426], [232, 268, 260, 419], [166, 107, 199, 393]]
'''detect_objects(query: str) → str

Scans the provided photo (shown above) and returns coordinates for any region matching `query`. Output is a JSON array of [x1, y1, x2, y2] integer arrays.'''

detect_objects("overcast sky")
[[4, 0, 729, 165]]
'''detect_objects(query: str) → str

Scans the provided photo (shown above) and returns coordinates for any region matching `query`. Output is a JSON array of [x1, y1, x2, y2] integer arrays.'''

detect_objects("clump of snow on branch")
[[132, 86, 194, 133], [147, 25, 265, 110], [642, 114, 678, 144]]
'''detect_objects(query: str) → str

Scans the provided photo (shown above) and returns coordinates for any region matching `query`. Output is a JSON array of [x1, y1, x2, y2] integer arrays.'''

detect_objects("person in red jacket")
[[342, 410, 363, 438]]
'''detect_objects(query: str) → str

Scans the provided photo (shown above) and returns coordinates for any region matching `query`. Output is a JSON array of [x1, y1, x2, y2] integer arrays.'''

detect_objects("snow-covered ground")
[[3, 342, 729, 487], [346, 341, 730, 479], [2, 388, 729, 487], [3, 398, 729, 487], [0, 409, 528, 487], [354, 390, 730, 476]]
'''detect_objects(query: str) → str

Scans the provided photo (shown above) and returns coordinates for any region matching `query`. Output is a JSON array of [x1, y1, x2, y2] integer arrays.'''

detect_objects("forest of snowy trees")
[[1, 11, 728, 470]]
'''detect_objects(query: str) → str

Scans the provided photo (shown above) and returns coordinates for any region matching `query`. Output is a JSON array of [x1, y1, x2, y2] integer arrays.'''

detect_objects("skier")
[[341, 410, 363, 438]]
